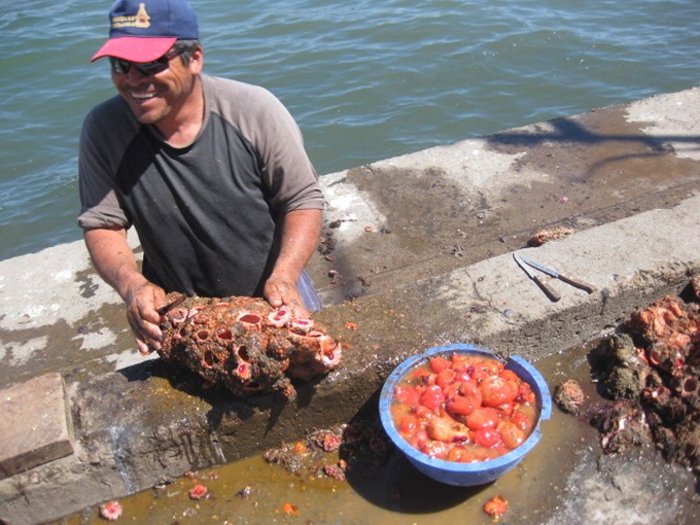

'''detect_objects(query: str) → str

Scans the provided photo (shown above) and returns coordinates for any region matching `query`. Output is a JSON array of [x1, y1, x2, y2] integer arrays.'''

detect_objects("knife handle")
[[558, 273, 596, 294], [532, 276, 561, 302]]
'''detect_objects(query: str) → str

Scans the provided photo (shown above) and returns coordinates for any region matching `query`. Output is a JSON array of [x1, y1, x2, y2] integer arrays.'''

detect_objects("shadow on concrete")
[[489, 115, 700, 150], [116, 359, 156, 383], [117, 356, 329, 439], [489, 116, 700, 182]]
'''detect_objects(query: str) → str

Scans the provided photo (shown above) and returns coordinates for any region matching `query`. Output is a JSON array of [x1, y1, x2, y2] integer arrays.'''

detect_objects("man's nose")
[[125, 65, 149, 84]]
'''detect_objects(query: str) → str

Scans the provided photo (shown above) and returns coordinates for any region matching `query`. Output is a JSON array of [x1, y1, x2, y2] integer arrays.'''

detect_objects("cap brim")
[[91, 37, 177, 62]]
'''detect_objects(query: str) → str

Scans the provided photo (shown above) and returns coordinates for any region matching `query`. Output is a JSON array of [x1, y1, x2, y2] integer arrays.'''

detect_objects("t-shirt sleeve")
[[206, 77, 325, 215], [77, 105, 130, 230], [254, 92, 325, 213]]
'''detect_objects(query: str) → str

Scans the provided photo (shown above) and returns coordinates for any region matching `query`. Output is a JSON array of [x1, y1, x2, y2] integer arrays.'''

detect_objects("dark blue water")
[[1, 0, 699, 260]]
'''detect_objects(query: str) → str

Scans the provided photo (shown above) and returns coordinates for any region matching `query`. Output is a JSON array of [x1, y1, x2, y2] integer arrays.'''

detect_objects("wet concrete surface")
[[1, 87, 700, 524], [48, 344, 700, 525]]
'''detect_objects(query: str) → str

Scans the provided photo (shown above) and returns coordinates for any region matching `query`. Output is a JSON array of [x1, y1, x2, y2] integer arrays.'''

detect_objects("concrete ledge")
[[0, 87, 699, 524], [2, 195, 698, 524]]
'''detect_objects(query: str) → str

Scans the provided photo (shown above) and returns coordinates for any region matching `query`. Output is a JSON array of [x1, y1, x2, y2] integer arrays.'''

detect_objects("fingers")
[[125, 282, 166, 351], [127, 308, 162, 350], [128, 313, 163, 349], [288, 301, 310, 320], [264, 276, 286, 308], [264, 275, 310, 319], [135, 337, 152, 356]]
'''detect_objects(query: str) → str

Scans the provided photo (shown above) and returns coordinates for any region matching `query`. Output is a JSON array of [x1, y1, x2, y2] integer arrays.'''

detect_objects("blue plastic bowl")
[[379, 343, 552, 486]]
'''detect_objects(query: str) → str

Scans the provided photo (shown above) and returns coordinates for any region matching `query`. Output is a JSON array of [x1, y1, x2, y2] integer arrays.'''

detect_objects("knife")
[[513, 253, 561, 302], [520, 256, 596, 294], [157, 293, 187, 315]]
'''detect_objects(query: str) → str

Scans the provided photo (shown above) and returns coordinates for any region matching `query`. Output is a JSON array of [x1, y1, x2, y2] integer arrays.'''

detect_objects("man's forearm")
[[84, 227, 166, 352], [83, 227, 148, 301], [270, 208, 322, 282]]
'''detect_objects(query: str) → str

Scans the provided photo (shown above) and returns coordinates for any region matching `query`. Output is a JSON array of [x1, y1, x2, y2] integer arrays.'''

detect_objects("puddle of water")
[[50, 344, 700, 525]]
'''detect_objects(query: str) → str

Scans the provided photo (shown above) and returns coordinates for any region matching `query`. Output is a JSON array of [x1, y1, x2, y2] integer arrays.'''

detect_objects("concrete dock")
[[1, 86, 699, 524]]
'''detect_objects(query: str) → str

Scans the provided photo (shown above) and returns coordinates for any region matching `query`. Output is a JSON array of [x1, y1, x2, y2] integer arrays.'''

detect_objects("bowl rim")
[[379, 342, 552, 474]]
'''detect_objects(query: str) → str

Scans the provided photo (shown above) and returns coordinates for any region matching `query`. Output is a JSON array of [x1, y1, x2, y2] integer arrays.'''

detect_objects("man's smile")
[[130, 90, 158, 101]]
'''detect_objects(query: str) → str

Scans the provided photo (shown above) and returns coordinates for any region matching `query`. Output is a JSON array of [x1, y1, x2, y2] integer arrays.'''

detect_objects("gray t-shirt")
[[78, 74, 324, 297]]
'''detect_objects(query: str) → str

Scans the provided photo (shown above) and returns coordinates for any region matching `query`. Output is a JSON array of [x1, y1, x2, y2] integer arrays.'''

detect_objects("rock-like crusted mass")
[[154, 293, 342, 400]]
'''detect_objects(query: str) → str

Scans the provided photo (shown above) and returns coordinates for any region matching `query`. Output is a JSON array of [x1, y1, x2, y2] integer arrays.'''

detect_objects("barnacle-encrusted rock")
[[153, 293, 342, 400], [589, 400, 653, 453]]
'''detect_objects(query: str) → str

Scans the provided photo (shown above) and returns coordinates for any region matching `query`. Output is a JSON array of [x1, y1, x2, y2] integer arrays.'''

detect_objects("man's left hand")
[[264, 274, 310, 319]]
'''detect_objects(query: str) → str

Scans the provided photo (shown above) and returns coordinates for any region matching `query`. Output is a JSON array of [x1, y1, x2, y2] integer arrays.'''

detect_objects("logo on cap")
[[111, 2, 151, 30]]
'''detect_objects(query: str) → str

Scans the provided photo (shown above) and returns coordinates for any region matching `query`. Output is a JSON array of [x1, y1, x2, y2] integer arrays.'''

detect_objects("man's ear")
[[190, 48, 204, 72]]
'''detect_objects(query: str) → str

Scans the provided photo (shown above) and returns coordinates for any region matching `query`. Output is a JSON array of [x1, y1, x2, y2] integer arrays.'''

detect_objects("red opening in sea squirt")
[[390, 353, 538, 463]]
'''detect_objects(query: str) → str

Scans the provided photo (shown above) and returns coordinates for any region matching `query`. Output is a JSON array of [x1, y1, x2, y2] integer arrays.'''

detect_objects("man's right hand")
[[124, 281, 167, 354], [83, 227, 167, 355]]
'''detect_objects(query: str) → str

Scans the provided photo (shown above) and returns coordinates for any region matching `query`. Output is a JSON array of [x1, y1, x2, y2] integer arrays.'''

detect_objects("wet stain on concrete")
[[313, 105, 700, 305], [75, 268, 99, 299], [0, 301, 131, 387]]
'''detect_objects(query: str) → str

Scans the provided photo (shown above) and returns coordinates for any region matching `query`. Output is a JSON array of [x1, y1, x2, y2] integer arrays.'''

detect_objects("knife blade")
[[513, 253, 561, 302], [520, 256, 596, 294], [157, 293, 187, 315]]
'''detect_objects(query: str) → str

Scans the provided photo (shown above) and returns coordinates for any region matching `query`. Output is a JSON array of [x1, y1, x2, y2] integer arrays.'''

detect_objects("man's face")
[[111, 47, 203, 127]]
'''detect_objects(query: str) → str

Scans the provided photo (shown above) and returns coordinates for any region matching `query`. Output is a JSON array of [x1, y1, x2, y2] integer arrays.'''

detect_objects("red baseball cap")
[[92, 0, 199, 63]]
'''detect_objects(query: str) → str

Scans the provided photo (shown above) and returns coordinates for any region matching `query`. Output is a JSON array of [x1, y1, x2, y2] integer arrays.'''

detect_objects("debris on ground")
[[281, 502, 300, 516], [483, 494, 509, 521], [553, 379, 586, 415], [263, 424, 348, 478], [691, 275, 700, 300], [318, 228, 338, 264], [188, 484, 209, 500], [527, 226, 575, 246], [99, 500, 122, 521], [263, 415, 392, 480]]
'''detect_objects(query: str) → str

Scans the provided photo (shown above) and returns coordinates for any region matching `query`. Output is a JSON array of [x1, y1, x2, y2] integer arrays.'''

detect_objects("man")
[[78, 0, 324, 355]]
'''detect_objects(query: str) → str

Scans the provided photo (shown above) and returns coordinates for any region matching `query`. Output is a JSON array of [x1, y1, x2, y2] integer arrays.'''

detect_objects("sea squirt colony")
[[390, 352, 538, 462], [588, 291, 700, 473], [153, 293, 342, 401]]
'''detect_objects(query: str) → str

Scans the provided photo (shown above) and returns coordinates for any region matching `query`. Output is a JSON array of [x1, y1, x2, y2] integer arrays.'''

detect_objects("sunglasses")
[[109, 48, 180, 76]]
